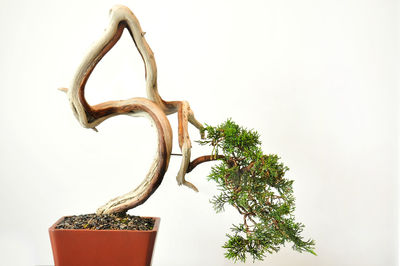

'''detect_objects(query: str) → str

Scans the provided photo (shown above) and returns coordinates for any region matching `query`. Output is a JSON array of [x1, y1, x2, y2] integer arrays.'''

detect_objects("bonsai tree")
[[60, 5, 315, 262]]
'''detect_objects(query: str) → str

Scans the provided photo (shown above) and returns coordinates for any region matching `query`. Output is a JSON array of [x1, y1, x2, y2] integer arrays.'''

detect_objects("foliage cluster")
[[199, 119, 316, 262]]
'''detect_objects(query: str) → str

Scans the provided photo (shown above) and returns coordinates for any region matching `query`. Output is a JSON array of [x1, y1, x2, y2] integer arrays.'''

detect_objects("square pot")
[[49, 216, 160, 266]]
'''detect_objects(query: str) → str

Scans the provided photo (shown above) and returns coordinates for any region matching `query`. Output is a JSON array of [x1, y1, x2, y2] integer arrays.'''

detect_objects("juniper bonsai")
[[60, 4, 315, 263], [188, 119, 316, 262]]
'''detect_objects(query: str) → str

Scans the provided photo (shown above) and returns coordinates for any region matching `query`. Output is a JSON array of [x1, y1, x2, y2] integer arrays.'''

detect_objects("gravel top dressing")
[[55, 213, 155, 231]]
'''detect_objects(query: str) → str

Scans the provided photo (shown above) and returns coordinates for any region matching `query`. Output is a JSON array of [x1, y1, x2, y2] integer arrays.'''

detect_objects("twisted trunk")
[[62, 5, 204, 214]]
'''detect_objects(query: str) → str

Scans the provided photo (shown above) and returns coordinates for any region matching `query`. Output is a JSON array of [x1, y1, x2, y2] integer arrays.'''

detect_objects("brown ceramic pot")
[[49, 216, 160, 266]]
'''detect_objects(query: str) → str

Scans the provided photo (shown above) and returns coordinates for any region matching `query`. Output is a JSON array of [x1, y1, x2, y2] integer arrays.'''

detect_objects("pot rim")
[[49, 216, 160, 233]]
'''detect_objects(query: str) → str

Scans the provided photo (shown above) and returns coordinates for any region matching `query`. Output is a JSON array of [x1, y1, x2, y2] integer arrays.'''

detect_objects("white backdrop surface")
[[0, 0, 398, 265]]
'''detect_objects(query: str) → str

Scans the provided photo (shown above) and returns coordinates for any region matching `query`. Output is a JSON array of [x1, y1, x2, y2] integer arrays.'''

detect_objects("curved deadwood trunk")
[[64, 6, 174, 214], [61, 5, 203, 214], [95, 99, 172, 214]]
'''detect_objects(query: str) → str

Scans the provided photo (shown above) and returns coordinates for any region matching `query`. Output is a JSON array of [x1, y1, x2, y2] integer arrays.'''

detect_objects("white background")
[[0, 0, 398, 265]]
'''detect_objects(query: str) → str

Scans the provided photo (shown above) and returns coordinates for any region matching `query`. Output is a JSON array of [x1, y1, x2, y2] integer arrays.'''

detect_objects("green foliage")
[[198, 119, 316, 262]]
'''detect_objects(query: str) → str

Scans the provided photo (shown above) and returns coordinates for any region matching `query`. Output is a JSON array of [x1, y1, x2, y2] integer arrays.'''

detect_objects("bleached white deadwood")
[[61, 5, 203, 214]]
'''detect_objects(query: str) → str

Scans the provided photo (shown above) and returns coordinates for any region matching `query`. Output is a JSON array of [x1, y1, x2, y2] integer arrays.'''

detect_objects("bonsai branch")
[[186, 155, 224, 173], [199, 120, 316, 261]]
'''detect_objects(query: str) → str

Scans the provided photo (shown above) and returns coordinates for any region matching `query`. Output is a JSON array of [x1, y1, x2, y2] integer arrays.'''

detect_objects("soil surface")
[[55, 213, 155, 231]]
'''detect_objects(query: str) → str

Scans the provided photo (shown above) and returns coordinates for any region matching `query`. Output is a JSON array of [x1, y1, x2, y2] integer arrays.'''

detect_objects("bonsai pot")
[[49, 216, 160, 266]]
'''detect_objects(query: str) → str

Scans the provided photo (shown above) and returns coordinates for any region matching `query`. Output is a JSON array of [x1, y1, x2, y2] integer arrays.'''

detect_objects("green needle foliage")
[[198, 119, 316, 262]]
